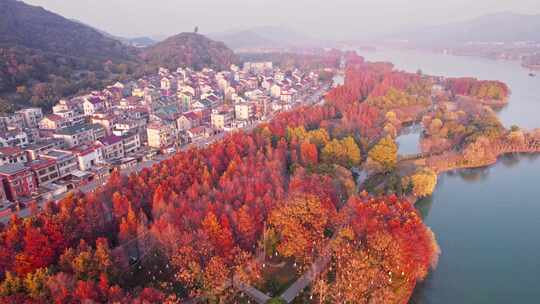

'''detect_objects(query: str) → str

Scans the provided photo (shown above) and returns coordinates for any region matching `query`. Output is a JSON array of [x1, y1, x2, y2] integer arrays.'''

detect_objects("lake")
[[360, 48, 540, 303], [397, 124, 422, 155]]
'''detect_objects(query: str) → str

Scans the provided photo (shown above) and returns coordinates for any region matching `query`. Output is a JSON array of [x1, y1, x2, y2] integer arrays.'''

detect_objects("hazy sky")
[[23, 0, 540, 40]]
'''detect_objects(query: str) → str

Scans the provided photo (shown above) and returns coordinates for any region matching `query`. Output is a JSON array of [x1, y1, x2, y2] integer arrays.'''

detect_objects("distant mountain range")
[[0, 0, 140, 111], [208, 26, 325, 50], [0, 1, 135, 61], [393, 12, 540, 47], [69, 19, 158, 48]]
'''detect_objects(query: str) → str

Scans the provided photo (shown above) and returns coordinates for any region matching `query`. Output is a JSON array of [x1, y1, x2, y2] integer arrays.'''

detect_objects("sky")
[[23, 0, 540, 40]]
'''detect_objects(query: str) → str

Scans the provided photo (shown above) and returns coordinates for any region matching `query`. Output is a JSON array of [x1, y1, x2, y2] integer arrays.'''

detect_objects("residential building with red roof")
[[28, 158, 59, 185], [99, 135, 125, 160], [0, 147, 27, 166]]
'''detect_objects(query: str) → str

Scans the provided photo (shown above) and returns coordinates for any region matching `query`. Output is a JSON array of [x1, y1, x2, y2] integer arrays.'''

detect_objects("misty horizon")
[[21, 0, 540, 41]]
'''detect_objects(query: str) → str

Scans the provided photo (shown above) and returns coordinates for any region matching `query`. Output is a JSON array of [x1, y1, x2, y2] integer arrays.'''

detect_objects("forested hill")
[[140, 32, 238, 71], [0, 0, 134, 60], [0, 1, 237, 113], [0, 0, 140, 112]]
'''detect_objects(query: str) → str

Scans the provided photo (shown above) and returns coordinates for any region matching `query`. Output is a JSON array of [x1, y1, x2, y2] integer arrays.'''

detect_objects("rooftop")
[[41, 149, 74, 161], [43, 114, 65, 122], [87, 96, 104, 105], [99, 135, 122, 146], [25, 138, 65, 151], [70, 145, 97, 156], [0, 163, 29, 176], [0, 146, 23, 156], [54, 124, 102, 136], [27, 158, 56, 170]]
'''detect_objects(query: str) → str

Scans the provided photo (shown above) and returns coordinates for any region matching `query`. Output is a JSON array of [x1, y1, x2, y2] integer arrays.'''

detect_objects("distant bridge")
[[398, 152, 434, 162]]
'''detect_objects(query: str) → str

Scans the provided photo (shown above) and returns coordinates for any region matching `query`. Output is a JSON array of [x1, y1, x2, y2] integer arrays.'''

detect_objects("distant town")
[[0, 62, 328, 221]]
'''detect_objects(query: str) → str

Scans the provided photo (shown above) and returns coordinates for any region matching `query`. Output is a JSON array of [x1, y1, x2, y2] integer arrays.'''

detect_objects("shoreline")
[[455, 94, 509, 107], [407, 142, 540, 205]]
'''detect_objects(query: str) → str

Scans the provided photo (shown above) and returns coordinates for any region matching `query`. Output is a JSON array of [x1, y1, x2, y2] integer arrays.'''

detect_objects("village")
[[0, 62, 328, 221]]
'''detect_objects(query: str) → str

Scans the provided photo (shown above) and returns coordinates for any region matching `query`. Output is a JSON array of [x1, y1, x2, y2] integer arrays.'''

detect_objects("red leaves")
[[446, 77, 509, 100], [14, 223, 65, 276], [202, 212, 234, 259], [300, 140, 319, 165], [0, 50, 441, 302], [134, 287, 165, 303], [74, 280, 99, 302], [348, 195, 438, 282]]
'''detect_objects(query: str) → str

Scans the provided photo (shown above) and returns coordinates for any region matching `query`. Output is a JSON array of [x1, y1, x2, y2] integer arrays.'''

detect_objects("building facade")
[[0, 164, 37, 202]]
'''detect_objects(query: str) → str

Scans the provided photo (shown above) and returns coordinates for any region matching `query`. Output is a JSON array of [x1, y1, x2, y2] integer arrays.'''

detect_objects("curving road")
[[0, 84, 330, 226]]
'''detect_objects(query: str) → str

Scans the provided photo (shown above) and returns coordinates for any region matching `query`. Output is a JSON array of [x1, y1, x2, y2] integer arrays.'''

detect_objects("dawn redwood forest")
[[2, 37, 528, 302], [13, 41, 535, 303], [2, 0, 540, 303], [0, 51, 451, 303]]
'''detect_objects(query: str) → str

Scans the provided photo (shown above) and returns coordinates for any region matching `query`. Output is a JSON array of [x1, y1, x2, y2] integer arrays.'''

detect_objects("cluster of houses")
[[0, 62, 323, 214]]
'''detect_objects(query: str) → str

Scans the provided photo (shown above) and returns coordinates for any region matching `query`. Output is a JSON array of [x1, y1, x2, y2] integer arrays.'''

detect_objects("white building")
[[147, 123, 178, 149], [83, 96, 106, 116], [211, 108, 234, 130], [71, 145, 103, 171], [39, 114, 69, 130], [122, 132, 141, 155], [235, 103, 254, 121], [0, 130, 28, 148], [270, 84, 282, 98], [0, 147, 27, 166], [16, 108, 43, 128], [40, 149, 78, 178], [99, 135, 125, 160]]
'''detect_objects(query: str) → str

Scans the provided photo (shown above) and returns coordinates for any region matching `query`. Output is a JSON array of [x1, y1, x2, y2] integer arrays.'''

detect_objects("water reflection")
[[500, 152, 540, 167], [499, 153, 521, 168], [397, 124, 422, 155], [410, 279, 432, 304], [415, 196, 434, 220], [362, 48, 540, 304], [457, 167, 490, 183]]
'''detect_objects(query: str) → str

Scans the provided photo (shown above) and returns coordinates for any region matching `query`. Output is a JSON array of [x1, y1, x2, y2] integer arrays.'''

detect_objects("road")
[[280, 252, 331, 303], [0, 84, 330, 224], [0, 133, 227, 224]]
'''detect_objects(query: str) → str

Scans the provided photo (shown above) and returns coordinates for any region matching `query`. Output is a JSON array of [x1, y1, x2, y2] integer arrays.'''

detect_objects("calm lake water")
[[360, 49, 540, 303], [397, 124, 422, 155]]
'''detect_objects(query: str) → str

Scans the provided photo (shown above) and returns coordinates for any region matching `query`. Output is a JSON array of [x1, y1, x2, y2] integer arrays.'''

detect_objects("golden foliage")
[[368, 136, 398, 170], [411, 169, 437, 198], [322, 136, 362, 167], [269, 194, 335, 264]]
